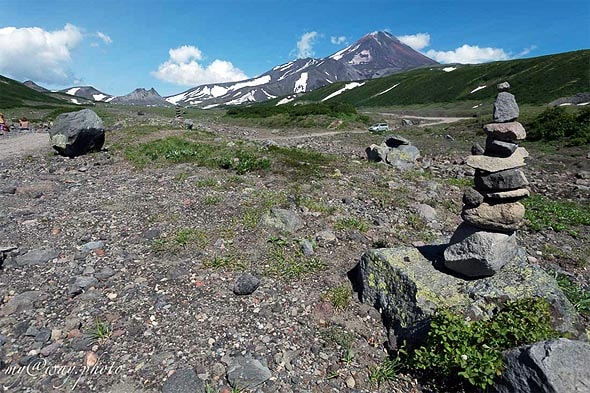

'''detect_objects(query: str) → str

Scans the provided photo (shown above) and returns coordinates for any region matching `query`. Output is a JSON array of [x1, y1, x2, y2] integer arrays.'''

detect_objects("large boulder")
[[49, 109, 105, 157], [352, 246, 579, 349], [493, 338, 590, 393]]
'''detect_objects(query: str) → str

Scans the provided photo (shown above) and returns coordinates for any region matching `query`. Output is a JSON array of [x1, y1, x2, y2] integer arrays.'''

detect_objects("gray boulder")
[[353, 246, 578, 349], [493, 338, 590, 393], [385, 134, 411, 148], [444, 223, 517, 277], [0, 291, 49, 316], [366, 144, 389, 162], [227, 356, 271, 389], [49, 109, 105, 157], [163, 369, 204, 393], [493, 92, 520, 123], [386, 144, 421, 170]]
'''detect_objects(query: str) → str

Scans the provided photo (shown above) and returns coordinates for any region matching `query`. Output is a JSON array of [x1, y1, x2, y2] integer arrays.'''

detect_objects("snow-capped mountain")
[[61, 86, 114, 102], [110, 88, 170, 106], [167, 31, 437, 108]]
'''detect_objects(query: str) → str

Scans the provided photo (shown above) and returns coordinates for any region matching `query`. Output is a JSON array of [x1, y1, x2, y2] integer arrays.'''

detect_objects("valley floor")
[[0, 112, 588, 393]]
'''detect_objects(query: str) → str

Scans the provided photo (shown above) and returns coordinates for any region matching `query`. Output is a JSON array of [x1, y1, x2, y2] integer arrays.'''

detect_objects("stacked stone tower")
[[444, 82, 530, 277]]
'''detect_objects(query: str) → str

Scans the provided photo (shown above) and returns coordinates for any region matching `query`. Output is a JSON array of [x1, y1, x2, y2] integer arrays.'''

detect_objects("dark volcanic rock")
[[49, 109, 105, 157], [227, 356, 271, 389], [162, 368, 204, 393], [485, 137, 519, 157], [462, 187, 484, 208], [233, 273, 261, 295], [475, 168, 529, 191]]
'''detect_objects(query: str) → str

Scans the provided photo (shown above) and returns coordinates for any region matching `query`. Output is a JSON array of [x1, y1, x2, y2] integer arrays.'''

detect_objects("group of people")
[[0, 113, 30, 133]]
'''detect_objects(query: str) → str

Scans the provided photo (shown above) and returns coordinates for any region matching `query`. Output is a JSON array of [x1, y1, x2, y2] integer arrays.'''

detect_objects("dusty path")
[[250, 129, 368, 141], [369, 112, 471, 127], [0, 133, 50, 160]]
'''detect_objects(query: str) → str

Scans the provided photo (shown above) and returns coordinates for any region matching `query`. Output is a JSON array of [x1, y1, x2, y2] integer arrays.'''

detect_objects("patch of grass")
[[175, 172, 190, 182], [89, 318, 111, 340], [324, 285, 352, 310], [369, 356, 403, 386], [151, 228, 208, 253], [266, 145, 335, 179], [195, 178, 218, 187], [217, 150, 271, 175], [204, 195, 223, 205], [265, 242, 327, 280], [555, 273, 590, 316], [334, 217, 369, 233], [445, 177, 474, 187], [523, 194, 590, 235], [295, 195, 338, 214]]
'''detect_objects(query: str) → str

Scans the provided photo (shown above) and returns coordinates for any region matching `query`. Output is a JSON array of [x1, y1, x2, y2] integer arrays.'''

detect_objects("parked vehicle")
[[368, 122, 389, 132]]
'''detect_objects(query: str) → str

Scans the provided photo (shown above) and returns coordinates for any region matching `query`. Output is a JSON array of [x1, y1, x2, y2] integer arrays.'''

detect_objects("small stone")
[[316, 230, 337, 244], [497, 81, 510, 91], [463, 188, 484, 208], [484, 188, 530, 200], [16, 249, 59, 266], [85, 351, 99, 367], [81, 241, 104, 253], [299, 239, 314, 256], [346, 375, 356, 388], [40, 342, 61, 357], [233, 273, 260, 295], [163, 369, 204, 393], [493, 92, 519, 123], [34, 328, 51, 343], [471, 142, 485, 155], [95, 266, 115, 280], [462, 202, 525, 232], [226, 356, 271, 389], [483, 122, 527, 141], [73, 276, 98, 289], [474, 168, 529, 191], [485, 137, 518, 157], [466, 147, 528, 173], [70, 335, 94, 351]]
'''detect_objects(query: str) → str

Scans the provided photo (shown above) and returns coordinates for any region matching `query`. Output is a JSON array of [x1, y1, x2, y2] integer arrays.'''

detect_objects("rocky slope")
[[0, 112, 587, 393]]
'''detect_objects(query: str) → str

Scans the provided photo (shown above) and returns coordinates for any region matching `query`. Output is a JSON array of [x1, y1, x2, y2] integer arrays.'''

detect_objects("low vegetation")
[[527, 106, 590, 146], [523, 194, 590, 235], [393, 299, 560, 390], [555, 273, 590, 316]]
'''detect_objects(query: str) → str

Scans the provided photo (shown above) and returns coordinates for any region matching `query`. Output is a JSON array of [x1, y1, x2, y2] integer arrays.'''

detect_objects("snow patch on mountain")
[[66, 87, 81, 96], [350, 49, 372, 65], [322, 82, 365, 101], [294, 72, 308, 93], [470, 85, 487, 94], [443, 67, 457, 72], [70, 98, 81, 105], [373, 83, 400, 97], [230, 75, 271, 91], [93, 94, 108, 101], [276, 95, 297, 106]]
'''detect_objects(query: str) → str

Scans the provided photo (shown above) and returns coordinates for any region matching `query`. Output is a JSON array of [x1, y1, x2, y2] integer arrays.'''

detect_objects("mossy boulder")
[[352, 246, 580, 348]]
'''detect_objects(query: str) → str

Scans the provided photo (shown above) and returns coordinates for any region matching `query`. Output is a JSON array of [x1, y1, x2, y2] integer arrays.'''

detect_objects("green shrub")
[[528, 106, 590, 145], [405, 298, 560, 390]]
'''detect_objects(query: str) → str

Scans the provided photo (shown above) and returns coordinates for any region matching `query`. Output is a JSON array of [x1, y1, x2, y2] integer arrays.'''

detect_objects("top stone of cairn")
[[497, 81, 511, 91]]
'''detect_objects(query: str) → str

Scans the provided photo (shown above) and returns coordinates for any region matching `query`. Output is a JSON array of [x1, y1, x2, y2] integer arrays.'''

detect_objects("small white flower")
[[461, 354, 468, 361]]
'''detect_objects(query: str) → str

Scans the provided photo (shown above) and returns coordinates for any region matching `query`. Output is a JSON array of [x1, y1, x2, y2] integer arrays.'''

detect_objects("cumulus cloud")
[[398, 33, 431, 51], [152, 45, 248, 86], [0, 23, 83, 84], [425, 45, 510, 64], [294, 31, 319, 58], [96, 31, 112, 44], [331, 36, 346, 45]]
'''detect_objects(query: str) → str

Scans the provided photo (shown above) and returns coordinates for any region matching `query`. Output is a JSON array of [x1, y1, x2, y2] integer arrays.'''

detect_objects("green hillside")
[[0, 75, 65, 108], [290, 49, 590, 107]]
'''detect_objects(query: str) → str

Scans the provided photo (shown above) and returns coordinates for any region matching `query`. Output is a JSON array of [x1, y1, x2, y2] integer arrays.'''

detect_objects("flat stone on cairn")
[[444, 82, 531, 277]]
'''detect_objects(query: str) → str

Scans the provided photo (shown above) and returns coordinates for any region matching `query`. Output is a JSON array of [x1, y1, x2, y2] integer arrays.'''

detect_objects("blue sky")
[[0, 0, 588, 96]]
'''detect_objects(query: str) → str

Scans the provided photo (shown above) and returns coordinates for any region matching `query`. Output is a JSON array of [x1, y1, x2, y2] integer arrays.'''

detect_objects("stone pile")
[[444, 82, 530, 277]]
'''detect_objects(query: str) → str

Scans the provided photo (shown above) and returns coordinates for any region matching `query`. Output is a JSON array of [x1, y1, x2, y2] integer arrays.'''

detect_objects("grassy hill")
[[0, 75, 66, 108], [286, 49, 589, 107]]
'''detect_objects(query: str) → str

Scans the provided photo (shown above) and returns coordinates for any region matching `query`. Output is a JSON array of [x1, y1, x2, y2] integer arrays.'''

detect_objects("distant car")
[[368, 123, 389, 132]]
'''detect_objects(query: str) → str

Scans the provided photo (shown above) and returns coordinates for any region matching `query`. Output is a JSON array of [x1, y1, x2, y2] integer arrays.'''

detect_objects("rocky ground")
[[0, 110, 588, 393]]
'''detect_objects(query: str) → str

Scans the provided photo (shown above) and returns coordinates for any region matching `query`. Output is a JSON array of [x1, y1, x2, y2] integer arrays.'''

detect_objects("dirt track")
[[0, 133, 49, 159]]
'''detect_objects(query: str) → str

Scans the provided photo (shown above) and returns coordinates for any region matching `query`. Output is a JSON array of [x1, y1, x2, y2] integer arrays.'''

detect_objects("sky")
[[0, 0, 588, 97]]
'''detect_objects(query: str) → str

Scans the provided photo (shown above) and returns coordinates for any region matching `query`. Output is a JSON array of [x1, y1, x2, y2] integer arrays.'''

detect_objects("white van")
[[368, 123, 389, 132]]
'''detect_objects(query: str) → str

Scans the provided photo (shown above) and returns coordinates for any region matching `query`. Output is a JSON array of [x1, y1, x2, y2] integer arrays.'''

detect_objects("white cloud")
[[398, 33, 431, 50], [0, 23, 83, 84], [294, 31, 319, 58], [517, 45, 537, 57], [152, 45, 248, 86], [96, 31, 112, 44], [425, 44, 510, 64], [331, 36, 346, 45]]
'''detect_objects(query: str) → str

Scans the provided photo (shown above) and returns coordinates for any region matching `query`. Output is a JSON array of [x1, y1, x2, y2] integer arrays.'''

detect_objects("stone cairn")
[[444, 82, 530, 277]]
